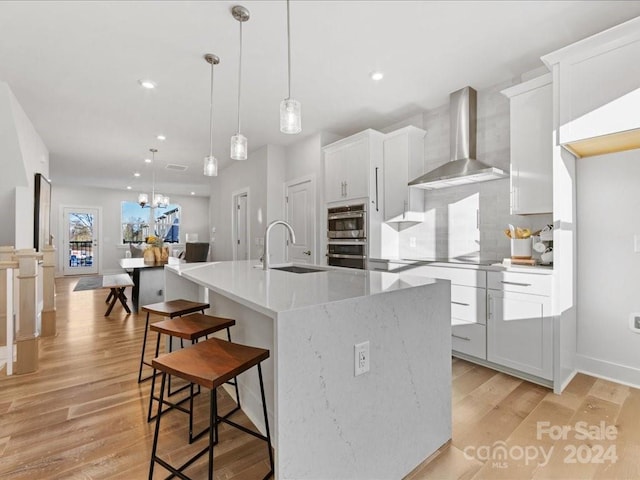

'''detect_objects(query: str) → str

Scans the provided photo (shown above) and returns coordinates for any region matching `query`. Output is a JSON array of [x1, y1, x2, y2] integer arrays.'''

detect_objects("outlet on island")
[[354, 341, 370, 376]]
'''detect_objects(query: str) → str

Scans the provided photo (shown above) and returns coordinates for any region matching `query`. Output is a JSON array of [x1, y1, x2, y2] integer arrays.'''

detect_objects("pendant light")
[[280, 0, 301, 134], [231, 5, 250, 160], [203, 53, 220, 176]]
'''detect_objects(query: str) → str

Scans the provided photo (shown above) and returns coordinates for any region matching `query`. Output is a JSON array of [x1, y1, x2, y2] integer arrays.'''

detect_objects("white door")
[[63, 207, 99, 275], [286, 177, 315, 264], [234, 193, 249, 261]]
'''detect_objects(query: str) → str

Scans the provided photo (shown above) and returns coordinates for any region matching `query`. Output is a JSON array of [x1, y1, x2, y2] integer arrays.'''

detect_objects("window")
[[121, 201, 181, 244]]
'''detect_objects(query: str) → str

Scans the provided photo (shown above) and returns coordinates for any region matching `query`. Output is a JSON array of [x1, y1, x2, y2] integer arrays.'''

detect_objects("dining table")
[[119, 256, 181, 312]]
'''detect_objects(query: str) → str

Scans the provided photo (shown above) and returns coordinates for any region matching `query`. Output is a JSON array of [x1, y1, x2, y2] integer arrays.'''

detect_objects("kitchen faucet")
[[263, 220, 296, 270]]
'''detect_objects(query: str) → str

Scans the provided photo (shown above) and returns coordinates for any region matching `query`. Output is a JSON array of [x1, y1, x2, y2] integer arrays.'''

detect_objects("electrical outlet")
[[409, 237, 417, 248], [634, 234, 640, 253], [629, 313, 640, 333], [354, 341, 370, 376]]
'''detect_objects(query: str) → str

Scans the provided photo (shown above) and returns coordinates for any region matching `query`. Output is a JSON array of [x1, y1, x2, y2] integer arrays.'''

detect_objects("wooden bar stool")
[[138, 299, 209, 383], [149, 338, 274, 480], [147, 313, 242, 443]]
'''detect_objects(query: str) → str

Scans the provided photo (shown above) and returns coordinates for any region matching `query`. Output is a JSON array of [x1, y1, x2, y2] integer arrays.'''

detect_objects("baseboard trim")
[[576, 353, 640, 389]]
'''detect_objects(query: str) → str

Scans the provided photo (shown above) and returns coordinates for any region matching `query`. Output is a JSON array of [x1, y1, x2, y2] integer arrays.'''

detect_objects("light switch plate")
[[634, 234, 640, 253]]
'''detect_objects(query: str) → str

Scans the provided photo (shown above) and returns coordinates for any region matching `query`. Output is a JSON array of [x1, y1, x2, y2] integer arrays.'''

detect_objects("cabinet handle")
[[488, 294, 493, 319], [452, 334, 471, 341], [344, 181, 348, 197], [451, 301, 470, 307], [340, 182, 345, 197], [403, 200, 407, 219], [500, 280, 532, 287], [375, 167, 379, 212]]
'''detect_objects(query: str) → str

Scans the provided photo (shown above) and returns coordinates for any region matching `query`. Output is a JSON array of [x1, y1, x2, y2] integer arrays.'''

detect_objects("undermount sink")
[[271, 265, 325, 274]]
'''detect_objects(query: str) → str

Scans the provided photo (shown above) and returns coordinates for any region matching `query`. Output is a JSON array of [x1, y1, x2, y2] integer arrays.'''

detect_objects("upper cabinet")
[[383, 126, 426, 223], [501, 74, 553, 215], [541, 16, 640, 158], [323, 129, 384, 205]]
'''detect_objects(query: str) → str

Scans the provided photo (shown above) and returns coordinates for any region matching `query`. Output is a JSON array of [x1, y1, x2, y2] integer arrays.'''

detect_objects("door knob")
[[303, 250, 311, 256]]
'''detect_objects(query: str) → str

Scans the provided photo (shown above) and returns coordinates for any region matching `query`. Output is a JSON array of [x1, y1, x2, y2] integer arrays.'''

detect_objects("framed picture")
[[34, 173, 51, 252]]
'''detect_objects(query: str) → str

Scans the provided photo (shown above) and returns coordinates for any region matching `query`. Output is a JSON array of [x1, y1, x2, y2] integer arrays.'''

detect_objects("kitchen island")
[[165, 260, 451, 479]]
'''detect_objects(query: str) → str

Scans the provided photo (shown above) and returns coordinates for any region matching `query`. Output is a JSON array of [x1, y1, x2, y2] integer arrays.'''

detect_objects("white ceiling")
[[1, 1, 640, 197]]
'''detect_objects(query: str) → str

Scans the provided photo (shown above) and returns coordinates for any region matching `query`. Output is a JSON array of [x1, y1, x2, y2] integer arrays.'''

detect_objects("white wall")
[[576, 148, 640, 385], [52, 184, 209, 275], [0, 82, 49, 248], [209, 146, 269, 261]]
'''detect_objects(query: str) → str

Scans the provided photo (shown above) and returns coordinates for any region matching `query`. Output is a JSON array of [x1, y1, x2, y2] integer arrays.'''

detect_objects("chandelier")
[[138, 148, 169, 208]]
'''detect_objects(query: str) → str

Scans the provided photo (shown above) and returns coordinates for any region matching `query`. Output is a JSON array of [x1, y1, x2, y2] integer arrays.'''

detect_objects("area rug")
[[73, 275, 104, 291]]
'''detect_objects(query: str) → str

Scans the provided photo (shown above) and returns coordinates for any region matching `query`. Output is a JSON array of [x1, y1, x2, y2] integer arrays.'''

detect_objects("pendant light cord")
[[237, 20, 243, 134], [209, 60, 214, 157], [151, 150, 156, 200], [286, 0, 291, 100]]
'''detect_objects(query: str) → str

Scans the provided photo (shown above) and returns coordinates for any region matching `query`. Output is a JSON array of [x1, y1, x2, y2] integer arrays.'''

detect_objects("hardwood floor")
[[1, 276, 639, 479]]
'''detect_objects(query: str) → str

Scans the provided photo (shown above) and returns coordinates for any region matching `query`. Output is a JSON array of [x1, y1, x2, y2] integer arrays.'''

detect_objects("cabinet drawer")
[[452, 322, 486, 360], [410, 265, 486, 288], [451, 285, 487, 325], [487, 271, 551, 296]]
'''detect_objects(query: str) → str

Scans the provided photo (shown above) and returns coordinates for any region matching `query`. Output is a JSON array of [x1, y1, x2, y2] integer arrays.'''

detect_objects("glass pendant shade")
[[138, 193, 149, 207], [153, 193, 169, 208], [280, 98, 302, 134], [230, 133, 248, 160], [204, 155, 218, 176]]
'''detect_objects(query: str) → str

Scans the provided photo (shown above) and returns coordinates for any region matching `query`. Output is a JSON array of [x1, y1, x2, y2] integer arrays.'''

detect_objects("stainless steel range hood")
[[409, 86, 508, 189]]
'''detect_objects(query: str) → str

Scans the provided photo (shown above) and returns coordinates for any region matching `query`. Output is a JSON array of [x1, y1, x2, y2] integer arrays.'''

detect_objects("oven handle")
[[327, 239, 367, 245], [327, 211, 365, 220], [326, 253, 367, 259]]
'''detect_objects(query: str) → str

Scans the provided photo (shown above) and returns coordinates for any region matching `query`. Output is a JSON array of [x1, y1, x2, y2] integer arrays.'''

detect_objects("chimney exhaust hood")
[[409, 86, 508, 189]]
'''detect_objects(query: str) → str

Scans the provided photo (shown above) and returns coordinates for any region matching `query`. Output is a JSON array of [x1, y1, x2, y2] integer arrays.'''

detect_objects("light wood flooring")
[[1, 276, 639, 479]]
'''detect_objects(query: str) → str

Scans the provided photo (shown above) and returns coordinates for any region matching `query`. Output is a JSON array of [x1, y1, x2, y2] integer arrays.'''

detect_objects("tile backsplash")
[[397, 179, 552, 261], [391, 79, 552, 261]]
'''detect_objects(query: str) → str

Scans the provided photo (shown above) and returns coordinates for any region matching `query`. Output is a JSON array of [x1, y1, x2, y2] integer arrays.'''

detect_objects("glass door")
[[63, 207, 99, 275]]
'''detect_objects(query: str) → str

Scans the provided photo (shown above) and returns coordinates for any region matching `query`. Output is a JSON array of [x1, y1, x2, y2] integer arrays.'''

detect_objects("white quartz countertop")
[[166, 260, 441, 318]]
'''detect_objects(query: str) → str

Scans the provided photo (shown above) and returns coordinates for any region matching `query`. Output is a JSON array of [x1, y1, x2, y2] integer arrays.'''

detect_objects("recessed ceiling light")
[[156, 134, 166, 141], [144, 158, 152, 164], [370, 71, 384, 81], [138, 79, 157, 89], [190, 192, 195, 195], [126, 186, 132, 190], [134, 172, 141, 177]]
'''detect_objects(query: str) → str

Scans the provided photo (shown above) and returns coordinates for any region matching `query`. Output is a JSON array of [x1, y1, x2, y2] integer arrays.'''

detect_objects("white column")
[[41, 245, 56, 337], [14, 248, 43, 374]]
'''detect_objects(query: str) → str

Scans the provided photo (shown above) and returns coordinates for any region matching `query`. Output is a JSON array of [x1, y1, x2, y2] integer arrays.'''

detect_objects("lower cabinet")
[[487, 273, 553, 380], [452, 321, 487, 359]]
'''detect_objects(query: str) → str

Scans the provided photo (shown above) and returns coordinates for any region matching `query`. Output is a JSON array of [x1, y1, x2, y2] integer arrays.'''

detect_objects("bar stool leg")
[[227, 327, 242, 409], [147, 333, 162, 422], [209, 388, 216, 480], [149, 372, 167, 480], [258, 363, 275, 479], [138, 312, 151, 383]]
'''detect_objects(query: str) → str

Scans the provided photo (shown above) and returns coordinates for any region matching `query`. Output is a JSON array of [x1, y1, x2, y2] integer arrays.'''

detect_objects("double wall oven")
[[327, 203, 367, 269]]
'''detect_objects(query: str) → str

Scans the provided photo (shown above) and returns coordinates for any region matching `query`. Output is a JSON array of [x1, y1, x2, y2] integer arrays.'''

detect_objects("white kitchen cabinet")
[[410, 265, 487, 359], [501, 74, 553, 214], [487, 271, 553, 380], [383, 126, 426, 222], [541, 16, 640, 157], [323, 129, 384, 205]]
